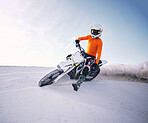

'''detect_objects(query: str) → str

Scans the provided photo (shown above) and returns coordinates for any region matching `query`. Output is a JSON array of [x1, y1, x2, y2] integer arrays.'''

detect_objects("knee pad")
[[90, 62, 98, 71]]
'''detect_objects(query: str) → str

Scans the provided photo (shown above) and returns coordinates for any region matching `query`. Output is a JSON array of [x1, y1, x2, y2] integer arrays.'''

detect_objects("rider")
[[76, 24, 103, 70], [72, 24, 103, 91]]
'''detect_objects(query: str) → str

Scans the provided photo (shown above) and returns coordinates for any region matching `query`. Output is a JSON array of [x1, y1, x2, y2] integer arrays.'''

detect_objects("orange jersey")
[[78, 35, 103, 64]]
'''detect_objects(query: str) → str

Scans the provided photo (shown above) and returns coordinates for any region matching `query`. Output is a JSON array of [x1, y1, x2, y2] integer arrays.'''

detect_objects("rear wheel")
[[67, 67, 77, 79], [67, 66, 82, 80], [38, 69, 63, 87]]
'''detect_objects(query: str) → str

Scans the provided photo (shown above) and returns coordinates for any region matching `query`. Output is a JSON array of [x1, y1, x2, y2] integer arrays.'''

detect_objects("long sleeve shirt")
[[78, 35, 103, 64]]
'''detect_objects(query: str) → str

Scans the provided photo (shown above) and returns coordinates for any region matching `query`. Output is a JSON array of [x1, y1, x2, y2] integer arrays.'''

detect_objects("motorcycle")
[[38, 42, 107, 90]]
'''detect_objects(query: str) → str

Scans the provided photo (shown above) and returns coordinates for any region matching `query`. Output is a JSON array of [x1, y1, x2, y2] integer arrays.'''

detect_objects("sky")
[[0, 0, 147, 67]]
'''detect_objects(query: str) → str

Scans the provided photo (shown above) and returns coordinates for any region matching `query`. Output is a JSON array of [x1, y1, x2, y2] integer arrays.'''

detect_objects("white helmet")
[[91, 24, 103, 38]]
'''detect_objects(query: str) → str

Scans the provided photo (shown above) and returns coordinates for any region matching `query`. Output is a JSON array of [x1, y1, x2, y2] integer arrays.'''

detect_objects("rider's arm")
[[96, 39, 103, 64], [78, 35, 91, 41]]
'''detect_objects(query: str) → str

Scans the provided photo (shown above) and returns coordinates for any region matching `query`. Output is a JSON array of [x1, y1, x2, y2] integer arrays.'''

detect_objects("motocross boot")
[[72, 75, 85, 91]]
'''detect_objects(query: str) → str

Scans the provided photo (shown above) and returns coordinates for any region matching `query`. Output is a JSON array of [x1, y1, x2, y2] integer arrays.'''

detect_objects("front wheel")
[[38, 69, 63, 87]]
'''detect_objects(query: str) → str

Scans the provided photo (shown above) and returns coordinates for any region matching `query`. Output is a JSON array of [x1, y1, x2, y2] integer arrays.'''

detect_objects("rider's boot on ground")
[[72, 75, 85, 91]]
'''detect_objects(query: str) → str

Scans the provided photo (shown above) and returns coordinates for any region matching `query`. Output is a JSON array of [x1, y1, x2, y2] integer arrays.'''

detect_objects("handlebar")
[[75, 42, 86, 58], [76, 43, 81, 50]]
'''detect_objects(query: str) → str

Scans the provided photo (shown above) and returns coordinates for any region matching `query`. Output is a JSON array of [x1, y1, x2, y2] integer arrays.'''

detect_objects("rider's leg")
[[72, 65, 90, 91], [72, 55, 96, 91]]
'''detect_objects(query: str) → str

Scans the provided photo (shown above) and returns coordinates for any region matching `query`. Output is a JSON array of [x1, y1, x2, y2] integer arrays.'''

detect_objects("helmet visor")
[[91, 29, 101, 35]]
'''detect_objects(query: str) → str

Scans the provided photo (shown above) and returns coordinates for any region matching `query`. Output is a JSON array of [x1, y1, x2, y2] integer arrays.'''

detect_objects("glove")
[[75, 39, 80, 44], [75, 39, 80, 47]]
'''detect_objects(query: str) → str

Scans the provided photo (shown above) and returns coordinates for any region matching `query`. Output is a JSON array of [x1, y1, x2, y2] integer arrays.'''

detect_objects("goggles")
[[91, 29, 101, 35]]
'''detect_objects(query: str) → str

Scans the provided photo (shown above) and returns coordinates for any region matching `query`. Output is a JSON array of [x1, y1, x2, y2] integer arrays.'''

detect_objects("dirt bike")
[[38, 42, 107, 91]]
